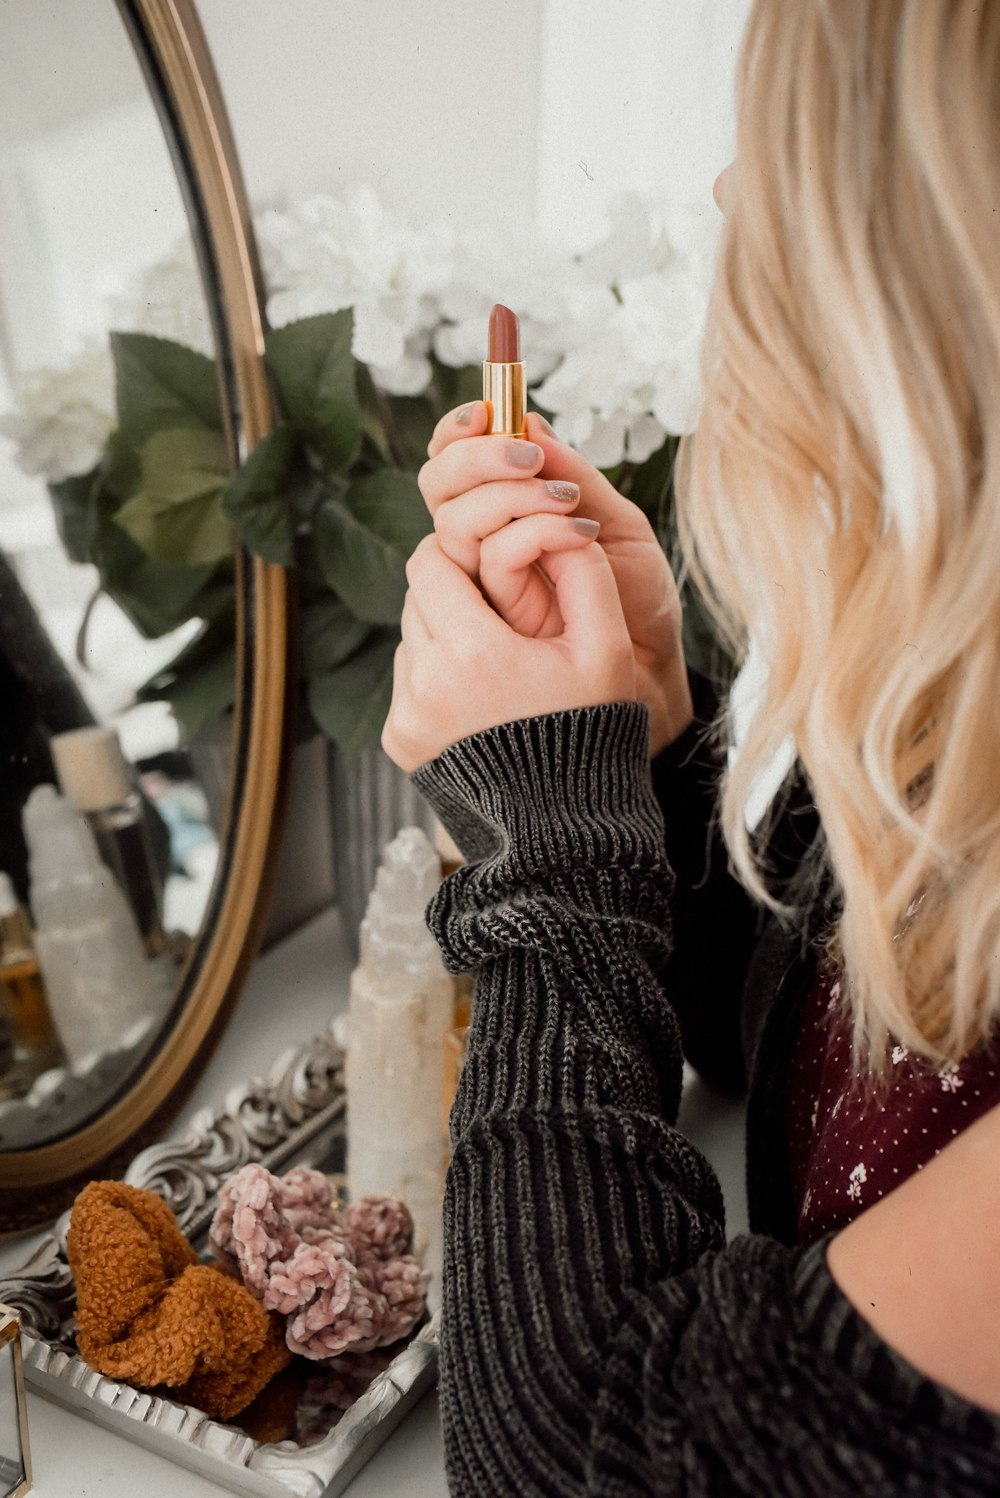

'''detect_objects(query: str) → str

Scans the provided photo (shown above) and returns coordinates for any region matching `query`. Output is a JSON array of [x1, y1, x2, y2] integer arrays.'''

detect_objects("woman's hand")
[[418, 402, 693, 754], [381, 533, 636, 775]]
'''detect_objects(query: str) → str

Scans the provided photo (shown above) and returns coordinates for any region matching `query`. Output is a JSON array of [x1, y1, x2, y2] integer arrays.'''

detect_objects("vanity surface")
[[3, 904, 747, 1497]]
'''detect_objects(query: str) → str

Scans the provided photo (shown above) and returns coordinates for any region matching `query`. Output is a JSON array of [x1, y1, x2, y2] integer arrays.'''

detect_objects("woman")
[[383, 2, 1000, 1492]]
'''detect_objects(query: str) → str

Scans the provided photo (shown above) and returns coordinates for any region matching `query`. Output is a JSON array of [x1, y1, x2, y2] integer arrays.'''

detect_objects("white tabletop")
[[6, 904, 747, 1497]]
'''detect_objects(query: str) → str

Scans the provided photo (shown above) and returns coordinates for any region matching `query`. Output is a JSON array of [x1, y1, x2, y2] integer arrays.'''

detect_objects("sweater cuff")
[[411, 701, 666, 880]]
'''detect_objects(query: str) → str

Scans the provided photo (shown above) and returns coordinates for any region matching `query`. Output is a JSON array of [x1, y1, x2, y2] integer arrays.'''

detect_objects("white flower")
[[891, 1044, 909, 1066], [3, 185, 718, 481], [846, 1163, 867, 1202], [532, 197, 716, 466], [0, 344, 115, 482], [938, 1063, 963, 1093], [111, 238, 213, 355], [259, 186, 455, 396], [435, 231, 602, 386]]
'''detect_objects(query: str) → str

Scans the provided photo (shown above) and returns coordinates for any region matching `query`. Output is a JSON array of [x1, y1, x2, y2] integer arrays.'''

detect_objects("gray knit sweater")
[[412, 701, 1000, 1497]]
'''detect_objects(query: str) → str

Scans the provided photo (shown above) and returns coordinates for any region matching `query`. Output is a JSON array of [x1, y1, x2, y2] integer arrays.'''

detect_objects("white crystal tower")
[[345, 826, 454, 1286], [23, 785, 165, 1069]]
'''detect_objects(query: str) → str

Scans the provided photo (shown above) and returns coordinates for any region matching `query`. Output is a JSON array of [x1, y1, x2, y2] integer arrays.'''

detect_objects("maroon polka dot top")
[[786, 961, 1000, 1246]]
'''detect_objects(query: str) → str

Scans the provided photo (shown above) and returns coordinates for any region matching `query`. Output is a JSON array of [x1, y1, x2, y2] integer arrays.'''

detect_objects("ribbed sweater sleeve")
[[412, 702, 1000, 1497]]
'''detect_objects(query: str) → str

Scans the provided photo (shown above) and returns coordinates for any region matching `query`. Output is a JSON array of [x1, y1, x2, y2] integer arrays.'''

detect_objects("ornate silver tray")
[[0, 1025, 439, 1497]]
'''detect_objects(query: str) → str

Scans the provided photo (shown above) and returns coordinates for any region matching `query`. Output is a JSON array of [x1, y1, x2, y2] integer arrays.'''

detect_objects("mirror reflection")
[[0, 0, 225, 1145]]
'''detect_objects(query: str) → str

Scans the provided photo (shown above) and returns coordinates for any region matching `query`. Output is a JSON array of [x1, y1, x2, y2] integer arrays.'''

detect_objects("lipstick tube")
[[483, 303, 527, 438]]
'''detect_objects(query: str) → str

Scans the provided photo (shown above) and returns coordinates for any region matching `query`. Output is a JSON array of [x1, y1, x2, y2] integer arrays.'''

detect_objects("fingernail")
[[456, 404, 474, 426], [506, 440, 541, 468], [545, 480, 580, 503], [534, 413, 558, 437], [569, 517, 600, 537]]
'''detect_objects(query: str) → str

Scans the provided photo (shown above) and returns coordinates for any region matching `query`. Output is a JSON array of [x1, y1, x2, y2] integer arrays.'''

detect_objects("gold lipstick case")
[[482, 359, 527, 438]]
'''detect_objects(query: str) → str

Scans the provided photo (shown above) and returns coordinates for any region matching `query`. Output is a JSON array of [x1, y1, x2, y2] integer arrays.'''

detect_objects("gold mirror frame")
[[0, 0, 292, 1229]]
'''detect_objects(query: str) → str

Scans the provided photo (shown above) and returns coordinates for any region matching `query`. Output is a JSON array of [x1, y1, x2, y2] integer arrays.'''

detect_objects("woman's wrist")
[[648, 655, 696, 757]]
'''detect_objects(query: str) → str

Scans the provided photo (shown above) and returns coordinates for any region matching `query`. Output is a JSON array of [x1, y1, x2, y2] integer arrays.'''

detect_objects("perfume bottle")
[[23, 785, 164, 1070], [49, 726, 167, 957], [345, 827, 454, 1275], [0, 870, 63, 1082]]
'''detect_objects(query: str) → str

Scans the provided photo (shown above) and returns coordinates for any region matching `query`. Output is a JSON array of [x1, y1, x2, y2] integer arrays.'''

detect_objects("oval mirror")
[[0, 0, 291, 1229]]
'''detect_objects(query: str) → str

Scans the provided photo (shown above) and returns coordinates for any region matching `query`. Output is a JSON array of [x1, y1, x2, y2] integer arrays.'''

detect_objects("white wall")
[[0, 0, 751, 374], [535, 0, 750, 248], [197, 0, 547, 240], [197, 0, 750, 247]]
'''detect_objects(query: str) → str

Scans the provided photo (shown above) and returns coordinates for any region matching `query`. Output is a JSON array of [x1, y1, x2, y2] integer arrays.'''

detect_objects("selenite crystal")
[[344, 827, 454, 1288]]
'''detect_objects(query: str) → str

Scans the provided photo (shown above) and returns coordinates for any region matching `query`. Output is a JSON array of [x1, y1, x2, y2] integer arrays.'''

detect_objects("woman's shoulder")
[[828, 1095, 1000, 1416]]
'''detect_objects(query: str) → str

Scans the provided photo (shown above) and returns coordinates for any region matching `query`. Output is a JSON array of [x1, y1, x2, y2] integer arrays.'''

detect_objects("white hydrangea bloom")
[[259, 185, 455, 396], [0, 344, 115, 482], [434, 231, 606, 387], [533, 193, 719, 466], [111, 238, 213, 356], [1, 184, 721, 479]]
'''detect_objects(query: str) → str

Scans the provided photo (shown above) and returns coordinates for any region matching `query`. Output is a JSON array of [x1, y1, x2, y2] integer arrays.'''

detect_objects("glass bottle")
[[0, 870, 63, 1086]]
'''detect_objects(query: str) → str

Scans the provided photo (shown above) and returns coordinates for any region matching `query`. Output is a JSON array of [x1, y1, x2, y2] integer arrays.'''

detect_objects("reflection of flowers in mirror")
[[0, 185, 725, 755], [0, 343, 114, 482], [1, 185, 720, 481]]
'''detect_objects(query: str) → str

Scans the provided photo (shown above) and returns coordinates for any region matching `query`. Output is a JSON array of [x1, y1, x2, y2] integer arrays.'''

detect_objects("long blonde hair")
[[678, 0, 1000, 1067]]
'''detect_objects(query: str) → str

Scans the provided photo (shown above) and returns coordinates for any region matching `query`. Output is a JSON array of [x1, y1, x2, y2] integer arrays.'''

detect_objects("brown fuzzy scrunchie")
[[67, 1180, 292, 1421]]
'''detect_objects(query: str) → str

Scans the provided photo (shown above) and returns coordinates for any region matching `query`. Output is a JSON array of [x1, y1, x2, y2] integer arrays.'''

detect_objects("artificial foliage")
[[45, 311, 706, 753]]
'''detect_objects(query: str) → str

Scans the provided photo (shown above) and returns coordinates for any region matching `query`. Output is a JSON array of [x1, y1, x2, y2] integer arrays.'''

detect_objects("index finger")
[[427, 400, 489, 458]]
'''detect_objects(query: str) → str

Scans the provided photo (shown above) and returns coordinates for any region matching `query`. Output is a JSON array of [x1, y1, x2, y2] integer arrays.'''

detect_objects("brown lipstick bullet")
[[483, 303, 527, 438]]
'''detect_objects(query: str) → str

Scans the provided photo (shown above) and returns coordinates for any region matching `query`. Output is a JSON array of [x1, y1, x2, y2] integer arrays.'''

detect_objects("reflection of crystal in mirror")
[[23, 785, 165, 1070], [51, 724, 167, 957]]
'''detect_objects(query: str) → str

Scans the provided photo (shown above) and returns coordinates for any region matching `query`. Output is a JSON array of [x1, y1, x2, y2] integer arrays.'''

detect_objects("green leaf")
[[115, 427, 232, 566], [105, 556, 228, 638], [680, 578, 734, 690], [379, 393, 438, 472], [74, 438, 229, 638], [97, 429, 143, 504], [221, 426, 297, 565], [48, 468, 99, 564], [430, 360, 483, 413], [104, 557, 226, 638], [313, 469, 431, 625], [357, 363, 393, 464], [300, 594, 372, 675], [266, 313, 362, 472], [138, 618, 237, 742], [622, 435, 679, 543], [306, 628, 398, 754], [313, 495, 406, 623], [110, 332, 221, 446]]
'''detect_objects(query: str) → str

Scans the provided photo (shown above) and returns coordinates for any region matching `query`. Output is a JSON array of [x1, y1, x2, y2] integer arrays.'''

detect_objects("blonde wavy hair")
[[677, 0, 1000, 1068]]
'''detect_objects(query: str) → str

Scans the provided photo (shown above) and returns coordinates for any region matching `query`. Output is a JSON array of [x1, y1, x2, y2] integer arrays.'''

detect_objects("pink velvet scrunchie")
[[209, 1164, 428, 1360]]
